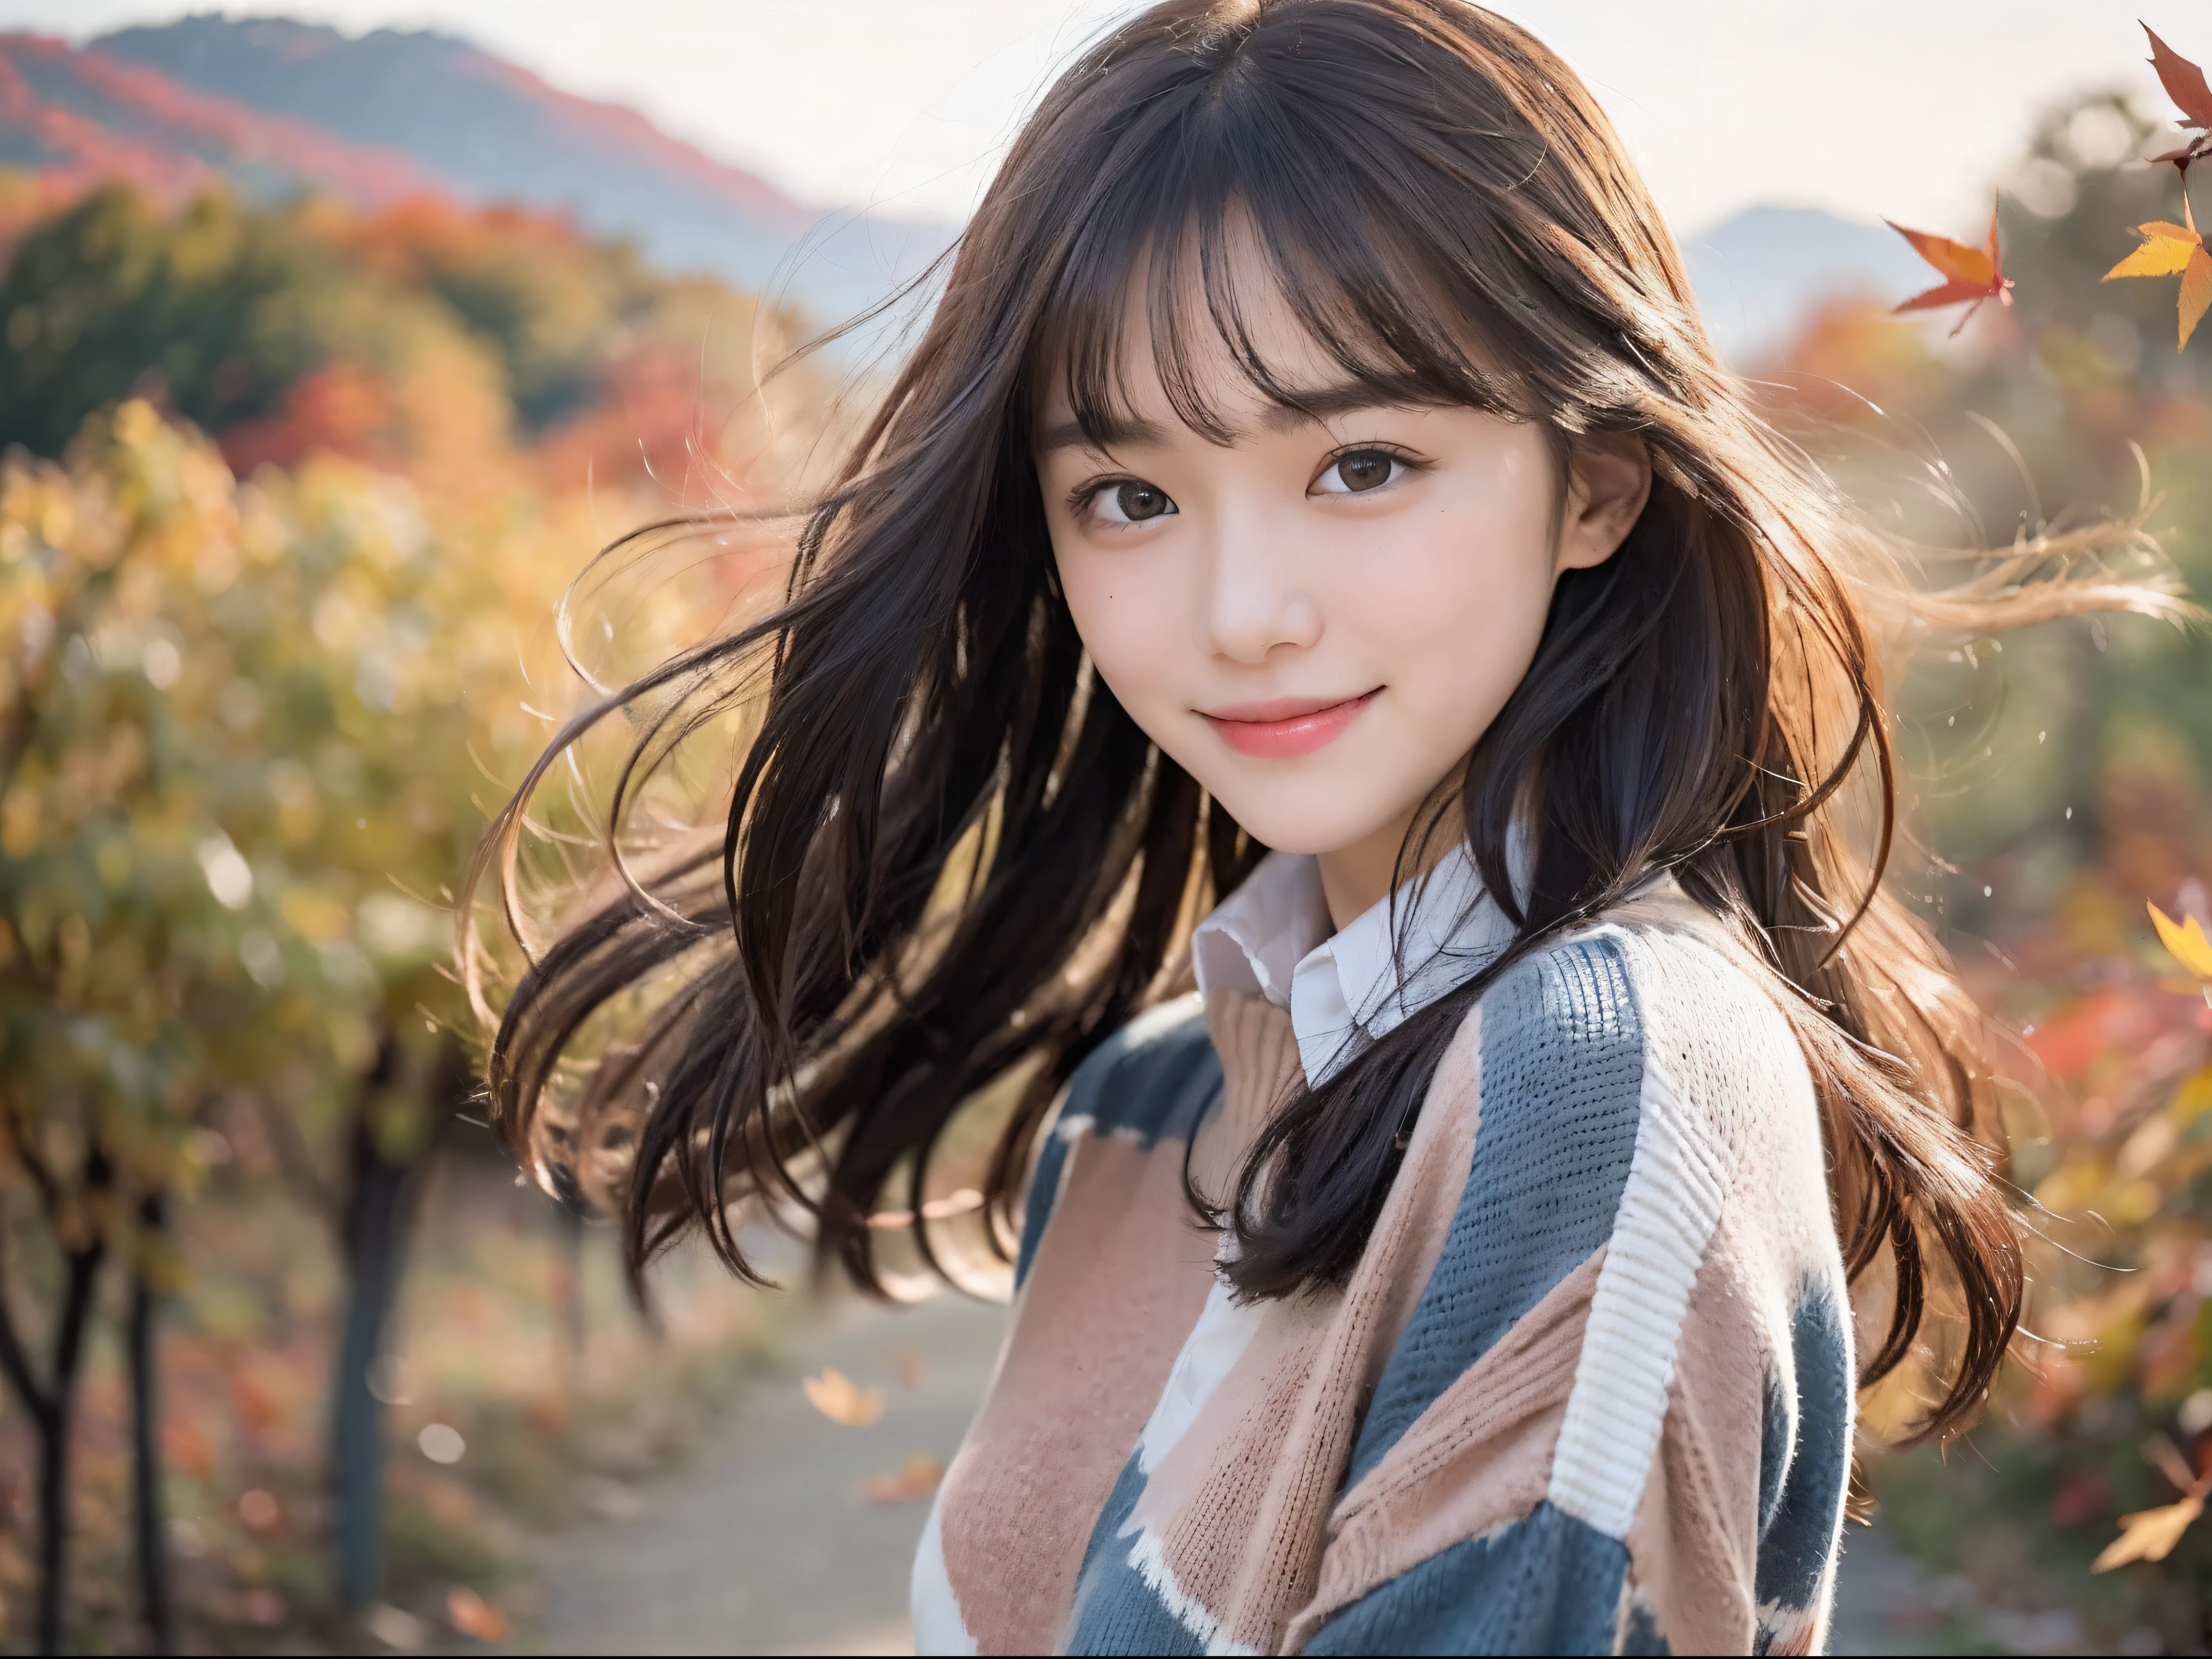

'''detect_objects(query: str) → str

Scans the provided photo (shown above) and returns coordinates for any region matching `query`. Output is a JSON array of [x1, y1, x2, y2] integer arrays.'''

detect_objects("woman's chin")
[[1204, 795, 1411, 861]]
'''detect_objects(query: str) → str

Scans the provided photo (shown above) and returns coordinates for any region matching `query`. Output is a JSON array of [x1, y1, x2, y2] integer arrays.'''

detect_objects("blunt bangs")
[[1028, 19, 1567, 449]]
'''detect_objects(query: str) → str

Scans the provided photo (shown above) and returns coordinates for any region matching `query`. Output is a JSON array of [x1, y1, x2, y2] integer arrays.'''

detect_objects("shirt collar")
[[1192, 840, 1520, 1088]]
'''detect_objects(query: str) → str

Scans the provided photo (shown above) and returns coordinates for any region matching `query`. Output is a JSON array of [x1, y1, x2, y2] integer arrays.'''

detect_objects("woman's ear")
[[1557, 434, 1653, 573]]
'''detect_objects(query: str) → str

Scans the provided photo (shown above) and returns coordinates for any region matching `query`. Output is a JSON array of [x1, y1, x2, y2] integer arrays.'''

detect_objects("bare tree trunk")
[[330, 1037, 468, 1613], [34, 1237, 103, 1656], [128, 1192, 173, 1656], [0, 1144, 112, 1658], [333, 1143, 413, 1610]]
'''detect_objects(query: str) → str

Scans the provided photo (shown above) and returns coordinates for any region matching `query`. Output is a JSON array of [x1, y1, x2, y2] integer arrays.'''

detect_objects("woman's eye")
[[1315, 450, 1404, 495], [1091, 480, 1177, 524]]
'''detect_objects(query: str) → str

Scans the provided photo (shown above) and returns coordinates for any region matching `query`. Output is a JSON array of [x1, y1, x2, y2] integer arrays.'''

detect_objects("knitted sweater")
[[912, 854, 1853, 1656]]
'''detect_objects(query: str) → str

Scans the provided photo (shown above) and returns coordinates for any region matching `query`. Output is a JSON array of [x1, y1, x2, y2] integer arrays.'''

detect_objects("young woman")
[[471, 1, 2176, 1651]]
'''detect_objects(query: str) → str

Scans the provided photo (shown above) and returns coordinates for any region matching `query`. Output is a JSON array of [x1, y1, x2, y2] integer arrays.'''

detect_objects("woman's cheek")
[[1351, 519, 1553, 751], [1059, 551, 1182, 730]]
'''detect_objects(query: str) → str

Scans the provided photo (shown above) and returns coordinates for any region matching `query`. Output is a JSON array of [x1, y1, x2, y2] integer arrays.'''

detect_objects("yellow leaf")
[[2094, 1496, 2203, 1571], [2106, 222, 2204, 280], [802, 1367, 886, 1427], [2149, 902, 2212, 980], [2184, 247, 2212, 350]]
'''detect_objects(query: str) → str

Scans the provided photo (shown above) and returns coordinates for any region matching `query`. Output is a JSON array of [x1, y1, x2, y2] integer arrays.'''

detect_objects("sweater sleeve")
[[1290, 927, 1854, 1656]]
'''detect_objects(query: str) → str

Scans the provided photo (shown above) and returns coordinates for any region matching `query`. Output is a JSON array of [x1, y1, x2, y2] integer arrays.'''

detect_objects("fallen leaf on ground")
[[866, 1451, 946, 1503], [446, 1586, 511, 1642], [2095, 1496, 2204, 1570], [362, 1602, 430, 1650], [1887, 202, 2014, 335], [804, 1366, 886, 1426]]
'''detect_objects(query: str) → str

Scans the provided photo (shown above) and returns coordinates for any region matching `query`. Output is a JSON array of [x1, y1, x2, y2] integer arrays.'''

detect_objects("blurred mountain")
[[0, 29, 441, 207], [2, 14, 1940, 367], [1681, 204, 1936, 367], [1, 17, 954, 336]]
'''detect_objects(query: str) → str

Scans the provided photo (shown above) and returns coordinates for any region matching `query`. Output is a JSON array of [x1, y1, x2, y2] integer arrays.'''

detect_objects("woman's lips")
[[1200, 689, 1381, 759]]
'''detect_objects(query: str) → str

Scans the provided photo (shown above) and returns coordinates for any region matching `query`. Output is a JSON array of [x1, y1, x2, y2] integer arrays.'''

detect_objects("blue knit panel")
[[1756, 1368, 1792, 1538], [1015, 997, 1223, 1289], [1754, 1283, 1853, 1619], [1345, 939, 1647, 1487], [1060, 1451, 1208, 1655], [1304, 1500, 1639, 1656], [1622, 1596, 1670, 1655]]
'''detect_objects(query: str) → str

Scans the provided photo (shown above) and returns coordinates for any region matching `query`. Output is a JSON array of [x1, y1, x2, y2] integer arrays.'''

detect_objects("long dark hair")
[[466, 0, 2183, 1441]]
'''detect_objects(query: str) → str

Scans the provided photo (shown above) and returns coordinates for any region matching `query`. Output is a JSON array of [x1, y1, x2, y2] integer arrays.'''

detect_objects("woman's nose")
[[1196, 522, 1322, 665]]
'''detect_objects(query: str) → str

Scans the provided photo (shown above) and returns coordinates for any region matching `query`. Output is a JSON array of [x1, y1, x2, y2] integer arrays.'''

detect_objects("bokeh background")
[[1, 2, 2210, 1653]]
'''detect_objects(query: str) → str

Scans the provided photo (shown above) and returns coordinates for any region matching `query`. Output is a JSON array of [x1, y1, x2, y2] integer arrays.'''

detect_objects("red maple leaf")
[[1886, 202, 2015, 336], [2145, 24, 2212, 168]]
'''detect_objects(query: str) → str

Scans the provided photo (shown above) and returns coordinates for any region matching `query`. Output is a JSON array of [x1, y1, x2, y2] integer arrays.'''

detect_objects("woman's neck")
[[1313, 802, 1454, 931]]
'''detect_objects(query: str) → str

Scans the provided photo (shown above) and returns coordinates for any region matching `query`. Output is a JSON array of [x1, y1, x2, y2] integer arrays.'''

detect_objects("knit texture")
[[914, 899, 1853, 1656]]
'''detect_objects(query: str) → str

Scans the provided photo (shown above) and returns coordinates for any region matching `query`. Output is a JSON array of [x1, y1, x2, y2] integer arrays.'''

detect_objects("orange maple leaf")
[[445, 1586, 511, 1642], [2104, 220, 2212, 348], [865, 1450, 946, 1504], [2096, 1436, 2212, 1573], [1886, 202, 2015, 335]]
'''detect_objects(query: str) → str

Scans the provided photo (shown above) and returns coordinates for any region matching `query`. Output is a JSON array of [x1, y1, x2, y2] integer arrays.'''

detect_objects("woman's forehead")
[[1035, 253, 1464, 443]]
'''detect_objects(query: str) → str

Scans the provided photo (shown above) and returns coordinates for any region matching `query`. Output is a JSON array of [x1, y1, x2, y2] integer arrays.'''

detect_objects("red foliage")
[[327, 192, 593, 286], [217, 361, 399, 475], [534, 343, 710, 494]]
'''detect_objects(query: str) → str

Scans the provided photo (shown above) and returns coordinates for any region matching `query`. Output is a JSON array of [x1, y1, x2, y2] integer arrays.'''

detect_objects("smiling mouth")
[[1199, 689, 1382, 759]]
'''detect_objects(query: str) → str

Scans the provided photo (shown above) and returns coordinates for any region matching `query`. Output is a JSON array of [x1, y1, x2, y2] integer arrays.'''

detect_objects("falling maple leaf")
[[1886, 203, 2014, 336], [2150, 901, 2212, 978], [865, 1450, 946, 1503], [445, 1586, 511, 1642], [2096, 1436, 2212, 1571], [803, 1367, 886, 1427], [2094, 1497, 2203, 1571], [2144, 25, 2212, 169], [2106, 221, 2212, 348]]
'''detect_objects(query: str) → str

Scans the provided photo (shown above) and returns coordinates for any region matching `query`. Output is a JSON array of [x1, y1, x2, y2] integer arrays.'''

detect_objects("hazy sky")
[[0, 0, 2183, 235]]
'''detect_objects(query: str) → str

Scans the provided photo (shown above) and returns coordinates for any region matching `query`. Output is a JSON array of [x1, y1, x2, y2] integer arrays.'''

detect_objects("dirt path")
[[534, 1284, 1963, 1656], [536, 1289, 1005, 1656]]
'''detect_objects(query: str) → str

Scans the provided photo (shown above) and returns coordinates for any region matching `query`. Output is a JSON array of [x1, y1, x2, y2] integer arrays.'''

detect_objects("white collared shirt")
[[1191, 843, 1520, 1087]]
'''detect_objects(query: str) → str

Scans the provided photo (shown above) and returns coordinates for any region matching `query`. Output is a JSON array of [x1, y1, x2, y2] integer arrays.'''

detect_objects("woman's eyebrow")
[[1038, 381, 1436, 454], [1255, 379, 1442, 431], [1037, 413, 1169, 454]]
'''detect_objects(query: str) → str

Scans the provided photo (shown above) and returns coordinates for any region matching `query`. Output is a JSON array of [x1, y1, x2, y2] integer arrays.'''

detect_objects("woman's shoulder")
[[1478, 889, 1816, 1097], [1455, 892, 1828, 1225]]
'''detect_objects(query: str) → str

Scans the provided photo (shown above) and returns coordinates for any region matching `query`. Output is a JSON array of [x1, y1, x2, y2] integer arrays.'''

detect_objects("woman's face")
[[1035, 277, 1651, 924]]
